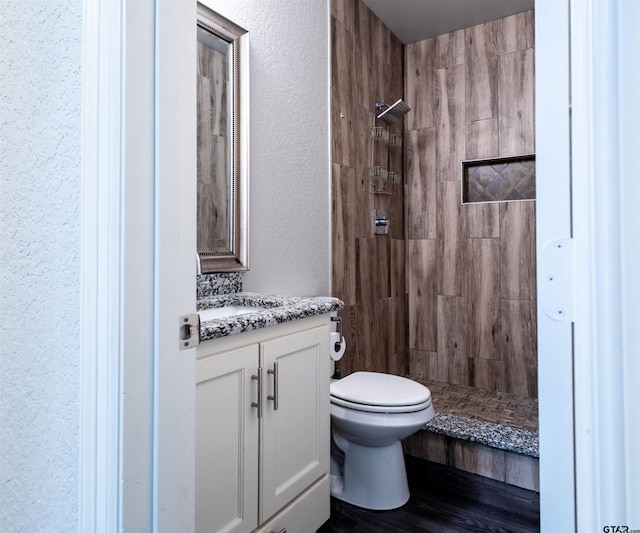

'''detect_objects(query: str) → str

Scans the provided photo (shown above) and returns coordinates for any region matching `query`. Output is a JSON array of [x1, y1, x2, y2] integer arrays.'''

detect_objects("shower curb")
[[422, 412, 539, 458]]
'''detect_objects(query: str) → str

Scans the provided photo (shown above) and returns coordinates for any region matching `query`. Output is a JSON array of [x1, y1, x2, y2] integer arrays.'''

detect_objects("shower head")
[[375, 99, 411, 124]]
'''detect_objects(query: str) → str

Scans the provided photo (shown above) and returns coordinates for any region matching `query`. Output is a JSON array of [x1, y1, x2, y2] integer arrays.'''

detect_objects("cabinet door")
[[196, 345, 259, 533], [259, 325, 330, 523]]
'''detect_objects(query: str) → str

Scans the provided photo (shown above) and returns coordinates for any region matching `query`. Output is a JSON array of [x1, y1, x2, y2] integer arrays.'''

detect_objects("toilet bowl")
[[329, 371, 436, 510]]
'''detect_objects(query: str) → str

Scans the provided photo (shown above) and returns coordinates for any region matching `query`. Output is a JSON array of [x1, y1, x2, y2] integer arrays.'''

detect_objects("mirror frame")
[[197, 4, 249, 272]]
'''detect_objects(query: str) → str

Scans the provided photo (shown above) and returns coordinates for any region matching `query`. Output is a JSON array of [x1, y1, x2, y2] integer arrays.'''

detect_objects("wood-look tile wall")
[[331, 0, 407, 376], [406, 11, 537, 398], [330, 2, 536, 399]]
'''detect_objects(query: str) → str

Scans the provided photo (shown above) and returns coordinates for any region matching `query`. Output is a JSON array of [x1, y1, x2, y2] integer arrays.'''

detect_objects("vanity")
[[195, 292, 343, 533]]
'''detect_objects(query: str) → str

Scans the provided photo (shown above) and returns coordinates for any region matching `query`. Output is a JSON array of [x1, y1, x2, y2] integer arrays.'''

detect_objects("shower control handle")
[[373, 209, 389, 235]]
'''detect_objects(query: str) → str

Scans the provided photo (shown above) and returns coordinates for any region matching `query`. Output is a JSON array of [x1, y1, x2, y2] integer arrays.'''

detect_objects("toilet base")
[[330, 440, 410, 510]]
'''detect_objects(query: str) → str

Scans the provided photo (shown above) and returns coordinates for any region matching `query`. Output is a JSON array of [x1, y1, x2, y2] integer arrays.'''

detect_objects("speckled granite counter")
[[423, 413, 539, 457], [198, 292, 344, 342], [197, 272, 242, 299]]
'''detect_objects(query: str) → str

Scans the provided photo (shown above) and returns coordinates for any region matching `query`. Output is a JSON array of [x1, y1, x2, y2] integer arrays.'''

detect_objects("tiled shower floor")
[[422, 380, 539, 433]]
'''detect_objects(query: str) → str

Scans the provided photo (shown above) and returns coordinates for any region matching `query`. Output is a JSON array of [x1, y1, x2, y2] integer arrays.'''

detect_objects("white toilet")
[[329, 371, 436, 510]]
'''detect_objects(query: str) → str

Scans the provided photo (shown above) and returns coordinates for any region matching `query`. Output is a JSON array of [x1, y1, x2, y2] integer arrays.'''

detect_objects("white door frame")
[[80, 0, 196, 530], [538, 0, 640, 530], [569, 0, 640, 529], [535, 1, 575, 531]]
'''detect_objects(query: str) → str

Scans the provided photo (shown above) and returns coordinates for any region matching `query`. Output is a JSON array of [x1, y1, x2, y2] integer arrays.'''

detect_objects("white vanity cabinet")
[[195, 315, 331, 533]]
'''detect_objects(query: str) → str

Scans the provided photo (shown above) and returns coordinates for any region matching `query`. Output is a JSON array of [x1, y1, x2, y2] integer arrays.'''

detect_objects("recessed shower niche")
[[462, 154, 536, 204]]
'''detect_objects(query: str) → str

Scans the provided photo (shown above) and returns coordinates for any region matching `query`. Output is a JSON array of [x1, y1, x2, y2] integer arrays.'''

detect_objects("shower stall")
[[330, 0, 538, 491]]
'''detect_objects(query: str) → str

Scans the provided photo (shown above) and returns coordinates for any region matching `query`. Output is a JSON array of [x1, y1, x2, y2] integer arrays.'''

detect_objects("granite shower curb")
[[422, 412, 539, 458]]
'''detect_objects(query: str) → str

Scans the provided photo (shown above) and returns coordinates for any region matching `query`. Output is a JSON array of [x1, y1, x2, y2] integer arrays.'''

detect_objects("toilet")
[[329, 371, 436, 510]]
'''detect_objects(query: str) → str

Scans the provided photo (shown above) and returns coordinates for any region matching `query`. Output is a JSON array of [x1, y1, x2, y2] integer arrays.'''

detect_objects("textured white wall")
[[0, 1, 81, 530], [0, 0, 329, 527], [203, 0, 331, 297]]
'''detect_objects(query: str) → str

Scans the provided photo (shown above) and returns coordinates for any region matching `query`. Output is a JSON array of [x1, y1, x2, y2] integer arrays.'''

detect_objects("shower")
[[375, 99, 411, 124]]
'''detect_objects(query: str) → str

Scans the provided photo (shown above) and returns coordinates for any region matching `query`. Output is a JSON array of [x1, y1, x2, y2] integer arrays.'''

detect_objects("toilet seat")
[[330, 372, 432, 414]]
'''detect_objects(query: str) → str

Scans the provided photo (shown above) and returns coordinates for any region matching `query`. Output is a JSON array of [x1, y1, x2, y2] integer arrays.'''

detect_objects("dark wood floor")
[[318, 456, 540, 533]]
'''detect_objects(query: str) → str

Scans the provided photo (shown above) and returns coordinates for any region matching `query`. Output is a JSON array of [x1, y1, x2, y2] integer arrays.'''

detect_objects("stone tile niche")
[[462, 155, 536, 204]]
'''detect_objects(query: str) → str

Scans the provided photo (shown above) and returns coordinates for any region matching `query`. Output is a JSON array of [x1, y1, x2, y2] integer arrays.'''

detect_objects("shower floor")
[[423, 380, 538, 433], [406, 380, 540, 489]]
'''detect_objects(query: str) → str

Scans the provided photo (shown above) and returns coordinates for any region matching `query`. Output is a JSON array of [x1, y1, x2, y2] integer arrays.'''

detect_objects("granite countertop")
[[198, 292, 344, 342]]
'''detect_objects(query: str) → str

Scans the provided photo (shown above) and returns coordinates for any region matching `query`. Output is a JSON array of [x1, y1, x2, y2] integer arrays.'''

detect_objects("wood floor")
[[318, 456, 540, 533]]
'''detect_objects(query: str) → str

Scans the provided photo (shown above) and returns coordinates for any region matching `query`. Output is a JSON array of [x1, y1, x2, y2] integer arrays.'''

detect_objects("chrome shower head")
[[375, 99, 411, 124]]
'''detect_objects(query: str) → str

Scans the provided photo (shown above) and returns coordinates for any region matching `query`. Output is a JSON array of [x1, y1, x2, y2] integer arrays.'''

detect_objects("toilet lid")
[[330, 371, 431, 408]]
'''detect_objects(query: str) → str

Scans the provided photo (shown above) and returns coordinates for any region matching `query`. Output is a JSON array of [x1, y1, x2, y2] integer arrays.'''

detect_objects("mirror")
[[197, 5, 249, 271]]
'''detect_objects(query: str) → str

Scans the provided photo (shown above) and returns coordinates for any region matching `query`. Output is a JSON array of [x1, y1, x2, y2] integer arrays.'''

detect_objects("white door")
[[154, 0, 197, 529], [81, 0, 197, 530]]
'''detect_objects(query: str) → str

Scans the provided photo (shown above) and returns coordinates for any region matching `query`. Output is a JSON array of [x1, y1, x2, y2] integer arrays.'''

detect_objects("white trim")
[[617, 0, 640, 521], [81, 0, 197, 529], [535, 1, 576, 530], [538, 1, 640, 528], [80, 0, 125, 529], [570, 1, 600, 528], [571, 0, 640, 528]]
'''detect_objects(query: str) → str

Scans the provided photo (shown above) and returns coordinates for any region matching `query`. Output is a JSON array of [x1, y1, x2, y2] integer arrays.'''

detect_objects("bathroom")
[[197, 0, 538, 527], [192, 0, 538, 526], [330, 0, 539, 492], [3, 0, 638, 530]]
